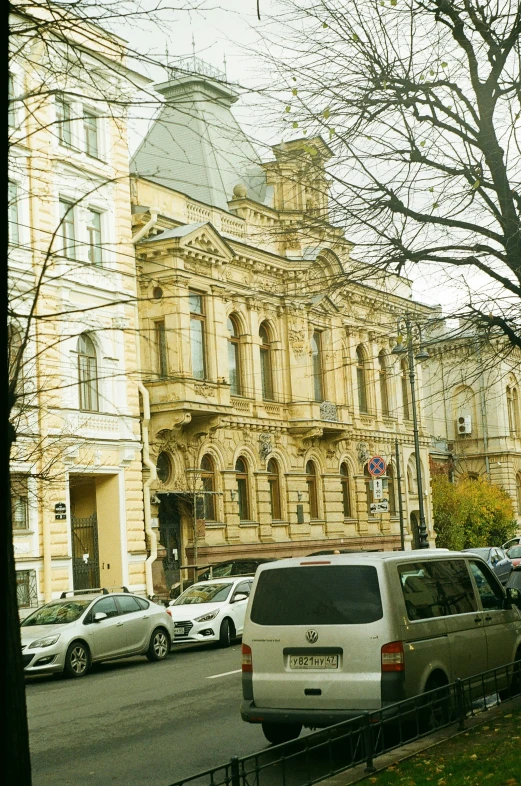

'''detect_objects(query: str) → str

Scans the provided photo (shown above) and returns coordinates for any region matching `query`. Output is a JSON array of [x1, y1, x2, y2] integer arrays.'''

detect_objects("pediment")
[[142, 222, 235, 262], [180, 223, 235, 261], [310, 293, 340, 314]]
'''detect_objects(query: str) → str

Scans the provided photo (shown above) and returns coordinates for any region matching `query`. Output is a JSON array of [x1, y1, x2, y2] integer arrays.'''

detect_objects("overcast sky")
[[108, 0, 480, 315]]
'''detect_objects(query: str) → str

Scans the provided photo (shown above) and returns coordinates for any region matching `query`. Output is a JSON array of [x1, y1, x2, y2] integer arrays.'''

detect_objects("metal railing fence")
[[166, 659, 520, 786]]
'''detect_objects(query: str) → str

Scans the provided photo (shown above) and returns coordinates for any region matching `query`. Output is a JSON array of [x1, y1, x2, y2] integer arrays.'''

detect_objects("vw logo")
[[306, 629, 319, 644]]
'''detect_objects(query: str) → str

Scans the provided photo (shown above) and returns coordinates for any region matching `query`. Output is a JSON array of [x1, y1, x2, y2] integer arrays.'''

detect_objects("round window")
[[152, 286, 163, 300], [156, 451, 171, 483]]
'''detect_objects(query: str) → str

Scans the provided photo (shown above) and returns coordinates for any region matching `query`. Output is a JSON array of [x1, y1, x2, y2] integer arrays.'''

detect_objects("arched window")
[[306, 461, 319, 520], [512, 387, 521, 434], [356, 346, 368, 414], [267, 458, 282, 520], [77, 333, 99, 411], [516, 472, 521, 515], [227, 315, 241, 396], [387, 465, 397, 516], [401, 359, 411, 420], [340, 462, 352, 518], [235, 457, 250, 521], [364, 465, 372, 514], [259, 322, 274, 401], [200, 454, 216, 521], [311, 331, 324, 403], [407, 457, 418, 496], [378, 350, 389, 416]]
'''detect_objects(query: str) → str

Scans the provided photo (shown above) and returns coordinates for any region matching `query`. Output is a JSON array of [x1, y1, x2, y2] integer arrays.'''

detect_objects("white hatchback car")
[[167, 577, 253, 647]]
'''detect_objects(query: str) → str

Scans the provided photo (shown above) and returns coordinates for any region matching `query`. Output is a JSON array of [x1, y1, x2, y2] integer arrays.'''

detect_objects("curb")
[[318, 696, 521, 786]]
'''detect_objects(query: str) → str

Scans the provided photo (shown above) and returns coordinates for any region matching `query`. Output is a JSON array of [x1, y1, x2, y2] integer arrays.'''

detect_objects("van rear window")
[[250, 566, 383, 625]]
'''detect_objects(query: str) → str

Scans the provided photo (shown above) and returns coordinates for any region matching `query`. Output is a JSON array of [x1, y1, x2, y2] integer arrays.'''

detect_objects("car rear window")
[[250, 565, 383, 625]]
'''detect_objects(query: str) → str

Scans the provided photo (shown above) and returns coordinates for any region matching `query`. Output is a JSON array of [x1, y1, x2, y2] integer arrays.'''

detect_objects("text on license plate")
[[174, 627, 185, 635], [289, 654, 339, 669]]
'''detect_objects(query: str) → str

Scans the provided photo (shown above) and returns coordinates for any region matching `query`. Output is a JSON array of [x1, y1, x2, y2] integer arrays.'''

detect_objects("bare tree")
[[254, 0, 521, 348]]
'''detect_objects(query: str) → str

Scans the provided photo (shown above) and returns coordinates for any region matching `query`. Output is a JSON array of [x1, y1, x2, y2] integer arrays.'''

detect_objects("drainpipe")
[[132, 207, 159, 597]]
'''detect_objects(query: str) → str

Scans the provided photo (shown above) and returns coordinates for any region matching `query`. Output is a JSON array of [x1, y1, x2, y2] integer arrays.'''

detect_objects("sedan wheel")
[[64, 641, 89, 678], [146, 628, 170, 661], [219, 618, 232, 648]]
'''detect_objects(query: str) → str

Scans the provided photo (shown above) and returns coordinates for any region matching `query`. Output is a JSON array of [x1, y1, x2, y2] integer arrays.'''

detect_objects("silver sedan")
[[21, 589, 176, 678]]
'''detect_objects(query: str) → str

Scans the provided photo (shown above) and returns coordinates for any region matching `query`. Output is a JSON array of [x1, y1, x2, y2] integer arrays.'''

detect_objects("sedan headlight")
[[194, 610, 219, 623], [28, 634, 61, 649]]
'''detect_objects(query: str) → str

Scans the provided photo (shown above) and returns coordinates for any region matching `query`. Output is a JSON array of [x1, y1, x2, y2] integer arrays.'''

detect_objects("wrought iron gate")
[[71, 513, 100, 590]]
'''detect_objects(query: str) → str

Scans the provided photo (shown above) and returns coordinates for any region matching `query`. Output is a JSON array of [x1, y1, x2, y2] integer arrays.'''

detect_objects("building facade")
[[423, 324, 521, 529], [9, 4, 149, 612], [131, 69, 437, 596]]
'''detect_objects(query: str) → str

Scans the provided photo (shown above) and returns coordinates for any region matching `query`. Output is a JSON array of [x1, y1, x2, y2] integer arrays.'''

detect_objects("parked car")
[[20, 587, 176, 678], [170, 558, 276, 598], [503, 536, 521, 551], [506, 545, 521, 568], [167, 577, 253, 648], [240, 550, 521, 745], [461, 547, 513, 584]]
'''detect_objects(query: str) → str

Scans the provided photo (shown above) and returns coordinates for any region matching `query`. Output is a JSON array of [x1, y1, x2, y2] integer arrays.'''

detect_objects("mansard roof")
[[131, 74, 267, 211]]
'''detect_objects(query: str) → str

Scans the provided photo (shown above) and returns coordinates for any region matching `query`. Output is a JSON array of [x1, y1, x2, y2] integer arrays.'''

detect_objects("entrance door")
[[71, 513, 100, 590], [158, 494, 182, 593]]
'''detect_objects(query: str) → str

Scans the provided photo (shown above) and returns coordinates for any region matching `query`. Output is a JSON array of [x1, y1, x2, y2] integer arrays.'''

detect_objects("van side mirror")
[[506, 587, 521, 609]]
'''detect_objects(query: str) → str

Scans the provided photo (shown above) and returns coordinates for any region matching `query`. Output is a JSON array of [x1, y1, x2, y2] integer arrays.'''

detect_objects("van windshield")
[[250, 565, 383, 625]]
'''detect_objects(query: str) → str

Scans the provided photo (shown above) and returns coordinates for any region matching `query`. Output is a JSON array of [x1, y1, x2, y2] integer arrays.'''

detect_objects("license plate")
[[174, 626, 185, 636], [289, 654, 339, 670]]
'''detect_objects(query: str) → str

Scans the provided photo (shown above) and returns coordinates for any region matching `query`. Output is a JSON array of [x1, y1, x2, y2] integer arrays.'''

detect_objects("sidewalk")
[[320, 697, 521, 786]]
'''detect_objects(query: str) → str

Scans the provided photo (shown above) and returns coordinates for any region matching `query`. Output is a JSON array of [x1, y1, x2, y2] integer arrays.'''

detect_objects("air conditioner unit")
[[457, 415, 472, 435]]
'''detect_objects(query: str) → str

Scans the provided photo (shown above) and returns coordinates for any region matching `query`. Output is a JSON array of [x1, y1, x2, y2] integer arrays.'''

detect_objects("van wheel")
[[219, 619, 233, 648], [500, 648, 521, 700], [262, 722, 302, 745], [419, 676, 450, 733]]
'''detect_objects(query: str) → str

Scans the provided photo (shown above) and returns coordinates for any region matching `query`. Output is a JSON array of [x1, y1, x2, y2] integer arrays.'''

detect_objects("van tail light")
[[242, 643, 252, 673], [381, 641, 404, 672]]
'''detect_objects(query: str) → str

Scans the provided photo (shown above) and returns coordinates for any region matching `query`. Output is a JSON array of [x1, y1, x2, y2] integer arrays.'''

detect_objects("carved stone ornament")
[[358, 441, 371, 465], [259, 433, 273, 462], [319, 401, 338, 422], [194, 383, 214, 397]]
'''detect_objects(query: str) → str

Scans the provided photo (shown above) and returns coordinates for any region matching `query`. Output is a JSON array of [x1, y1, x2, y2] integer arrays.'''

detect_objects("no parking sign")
[[368, 456, 387, 477]]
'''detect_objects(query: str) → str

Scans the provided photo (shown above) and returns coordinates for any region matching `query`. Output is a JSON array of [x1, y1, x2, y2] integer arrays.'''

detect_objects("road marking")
[[207, 669, 242, 679]]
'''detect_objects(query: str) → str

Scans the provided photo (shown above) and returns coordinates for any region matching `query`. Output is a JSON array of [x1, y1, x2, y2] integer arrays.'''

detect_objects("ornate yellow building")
[[9, 3, 149, 612], [131, 69, 437, 595]]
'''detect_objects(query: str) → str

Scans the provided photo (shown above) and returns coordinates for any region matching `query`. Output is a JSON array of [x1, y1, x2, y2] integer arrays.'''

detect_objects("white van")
[[241, 550, 521, 744]]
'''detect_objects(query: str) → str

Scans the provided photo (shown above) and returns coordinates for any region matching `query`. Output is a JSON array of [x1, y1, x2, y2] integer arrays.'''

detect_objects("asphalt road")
[[26, 641, 267, 786]]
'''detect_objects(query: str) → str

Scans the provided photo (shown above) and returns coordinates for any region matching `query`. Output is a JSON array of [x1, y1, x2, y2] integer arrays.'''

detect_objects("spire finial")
[[192, 33, 196, 68], [223, 53, 227, 80]]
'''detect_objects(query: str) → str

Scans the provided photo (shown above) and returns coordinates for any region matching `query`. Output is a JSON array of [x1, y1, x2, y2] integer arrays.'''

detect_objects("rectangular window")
[[16, 569, 38, 609], [8, 73, 17, 128], [86, 208, 102, 266], [189, 292, 206, 380], [8, 181, 19, 246], [56, 95, 72, 147], [155, 320, 168, 377], [11, 475, 29, 530], [399, 560, 477, 621], [83, 110, 99, 158], [59, 198, 76, 258], [251, 566, 383, 626]]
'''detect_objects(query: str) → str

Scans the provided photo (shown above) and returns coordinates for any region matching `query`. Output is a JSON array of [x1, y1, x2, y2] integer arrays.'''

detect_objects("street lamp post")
[[392, 317, 430, 549]]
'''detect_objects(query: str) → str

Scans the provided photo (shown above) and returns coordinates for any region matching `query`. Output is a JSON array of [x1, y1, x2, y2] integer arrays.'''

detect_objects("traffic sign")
[[368, 456, 387, 476], [373, 478, 383, 500], [370, 500, 389, 514]]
